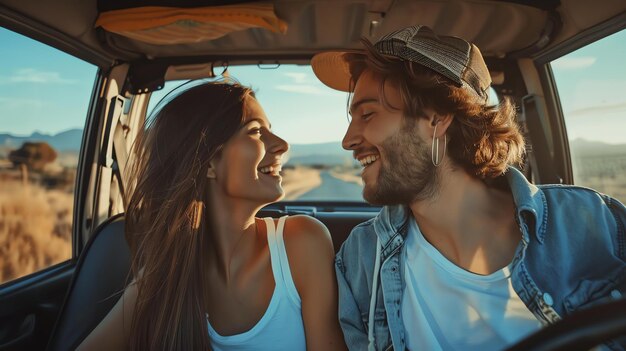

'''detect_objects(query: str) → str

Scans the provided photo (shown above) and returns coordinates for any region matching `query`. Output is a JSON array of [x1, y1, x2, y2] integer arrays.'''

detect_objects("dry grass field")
[[572, 154, 626, 204], [0, 175, 73, 283]]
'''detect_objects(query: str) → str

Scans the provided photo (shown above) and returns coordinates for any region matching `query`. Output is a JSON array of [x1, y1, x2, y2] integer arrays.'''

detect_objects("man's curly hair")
[[346, 39, 526, 179]]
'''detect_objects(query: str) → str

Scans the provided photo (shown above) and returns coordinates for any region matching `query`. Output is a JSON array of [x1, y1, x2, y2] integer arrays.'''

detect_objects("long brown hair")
[[346, 39, 525, 179], [124, 81, 254, 350]]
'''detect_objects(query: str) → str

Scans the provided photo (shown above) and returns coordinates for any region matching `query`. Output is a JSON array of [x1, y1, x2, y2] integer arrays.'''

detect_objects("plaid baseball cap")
[[311, 25, 491, 101]]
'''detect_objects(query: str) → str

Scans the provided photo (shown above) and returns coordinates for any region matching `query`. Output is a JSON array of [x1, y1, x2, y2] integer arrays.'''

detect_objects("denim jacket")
[[335, 168, 626, 351]]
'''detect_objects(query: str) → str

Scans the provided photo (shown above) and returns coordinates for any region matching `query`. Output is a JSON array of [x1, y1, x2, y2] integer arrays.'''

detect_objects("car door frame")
[[529, 12, 626, 186], [0, 4, 112, 349]]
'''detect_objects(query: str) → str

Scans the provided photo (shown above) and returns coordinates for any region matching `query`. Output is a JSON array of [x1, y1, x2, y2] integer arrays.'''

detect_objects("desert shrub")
[[8, 142, 57, 172]]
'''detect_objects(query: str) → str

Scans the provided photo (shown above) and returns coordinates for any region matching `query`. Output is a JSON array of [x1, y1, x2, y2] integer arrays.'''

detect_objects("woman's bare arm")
[[76, 282, 137, 351], [284, 215, 347, 351]]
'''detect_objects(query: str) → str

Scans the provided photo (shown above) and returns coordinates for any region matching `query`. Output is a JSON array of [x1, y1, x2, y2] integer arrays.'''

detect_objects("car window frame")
[[0, 19, 110, 286], [531, 15, 626, 186]]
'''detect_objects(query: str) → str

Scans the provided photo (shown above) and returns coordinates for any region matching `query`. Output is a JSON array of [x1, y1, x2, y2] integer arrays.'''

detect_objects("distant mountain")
[[0, 129, 82, 152], [0, 130, 351, 165], [0, 130, 351, 164], [287, 139, 626, 166], [287, 141, 354, 166], [2, 131, 622, 166], [569, 138, 626, 158]]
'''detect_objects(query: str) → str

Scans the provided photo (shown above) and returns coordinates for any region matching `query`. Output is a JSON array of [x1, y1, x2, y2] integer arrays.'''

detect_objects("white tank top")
[[207, 216, 306, 351], [401, 218, 541, 350]]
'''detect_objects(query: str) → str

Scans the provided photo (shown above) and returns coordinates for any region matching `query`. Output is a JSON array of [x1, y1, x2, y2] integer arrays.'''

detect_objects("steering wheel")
[[506, 298, 626, 351]]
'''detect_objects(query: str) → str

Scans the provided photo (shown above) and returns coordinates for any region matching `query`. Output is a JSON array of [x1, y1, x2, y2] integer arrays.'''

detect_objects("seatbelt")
[[112, 118, 128, 207], [95, 95, 125, 222]]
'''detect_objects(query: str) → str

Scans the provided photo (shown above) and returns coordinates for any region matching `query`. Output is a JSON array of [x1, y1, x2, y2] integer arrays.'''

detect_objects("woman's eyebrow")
[[243, 118, 271, 129]]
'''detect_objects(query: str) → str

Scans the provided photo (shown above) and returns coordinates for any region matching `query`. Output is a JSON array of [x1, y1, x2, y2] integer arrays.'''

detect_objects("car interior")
[[0, 0, 625, 350]]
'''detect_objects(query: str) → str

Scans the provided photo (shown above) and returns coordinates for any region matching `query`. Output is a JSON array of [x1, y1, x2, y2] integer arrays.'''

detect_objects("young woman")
[[78, 81, 346, 350]]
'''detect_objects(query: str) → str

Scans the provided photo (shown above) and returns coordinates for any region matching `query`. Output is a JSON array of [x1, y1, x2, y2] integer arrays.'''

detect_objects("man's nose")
[[342, 120, 362, 151]]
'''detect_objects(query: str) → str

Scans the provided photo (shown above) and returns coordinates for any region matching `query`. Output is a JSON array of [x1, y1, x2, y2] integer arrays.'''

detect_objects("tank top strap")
[[263, 216, 301, 307]]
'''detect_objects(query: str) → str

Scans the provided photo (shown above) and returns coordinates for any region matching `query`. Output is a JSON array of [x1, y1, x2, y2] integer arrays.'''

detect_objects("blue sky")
[[147, 65, 349, 144], [551, 29, 626, 144], [0, 28, 97, 137], [1, 26, 625, 145]]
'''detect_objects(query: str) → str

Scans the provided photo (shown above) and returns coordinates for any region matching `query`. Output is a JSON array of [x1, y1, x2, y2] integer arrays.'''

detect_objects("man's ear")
[[430, 113, 454, 138]]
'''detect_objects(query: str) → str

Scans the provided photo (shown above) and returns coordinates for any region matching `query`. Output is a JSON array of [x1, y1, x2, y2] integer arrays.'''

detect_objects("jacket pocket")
[[563, 277, 626, 313]]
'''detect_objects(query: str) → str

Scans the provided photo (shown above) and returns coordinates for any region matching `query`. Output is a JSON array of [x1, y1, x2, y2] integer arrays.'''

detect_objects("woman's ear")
[[206, 162, 217, 179]]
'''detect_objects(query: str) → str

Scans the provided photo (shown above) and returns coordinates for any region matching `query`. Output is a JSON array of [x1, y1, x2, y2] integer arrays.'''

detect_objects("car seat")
[[46, 214, 130, 351]]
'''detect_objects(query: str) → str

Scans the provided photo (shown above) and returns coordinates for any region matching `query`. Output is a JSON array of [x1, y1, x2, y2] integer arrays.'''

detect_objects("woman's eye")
[[249, 128, 262, 135], [361, 112, 374, 121]]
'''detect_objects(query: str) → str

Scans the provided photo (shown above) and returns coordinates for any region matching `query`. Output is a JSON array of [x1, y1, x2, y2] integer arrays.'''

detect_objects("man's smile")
[[358, 154, 380, 167]]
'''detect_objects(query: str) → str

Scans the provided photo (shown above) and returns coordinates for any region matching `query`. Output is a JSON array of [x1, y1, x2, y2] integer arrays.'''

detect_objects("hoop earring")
[[431, 124, 447, 167]]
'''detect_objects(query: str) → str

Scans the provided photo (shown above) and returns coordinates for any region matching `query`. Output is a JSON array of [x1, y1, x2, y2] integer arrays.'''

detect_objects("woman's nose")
[[268, 132, 289, 155]]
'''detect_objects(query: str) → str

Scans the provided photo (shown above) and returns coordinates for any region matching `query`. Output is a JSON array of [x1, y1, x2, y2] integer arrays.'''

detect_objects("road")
[[296, 170, 363, 201]]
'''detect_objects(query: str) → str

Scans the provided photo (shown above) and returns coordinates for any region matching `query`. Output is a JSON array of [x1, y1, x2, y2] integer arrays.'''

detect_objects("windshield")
[[148, 65, 364, 202]]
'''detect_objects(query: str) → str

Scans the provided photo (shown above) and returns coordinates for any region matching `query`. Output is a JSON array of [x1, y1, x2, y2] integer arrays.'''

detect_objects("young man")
[[312, 26, 626, 351]]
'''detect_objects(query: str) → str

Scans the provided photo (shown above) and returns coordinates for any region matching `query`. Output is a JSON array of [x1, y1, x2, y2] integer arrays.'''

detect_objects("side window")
[[0, 28, 97, 284], [551, 29, 626, 203]]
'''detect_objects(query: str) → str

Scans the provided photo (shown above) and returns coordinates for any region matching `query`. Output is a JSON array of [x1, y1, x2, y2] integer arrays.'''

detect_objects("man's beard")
[[363, 125, 439, 205]]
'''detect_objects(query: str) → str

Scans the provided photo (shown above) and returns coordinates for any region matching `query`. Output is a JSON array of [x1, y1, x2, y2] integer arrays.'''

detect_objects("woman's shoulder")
[[281, 215, 334, 267], [280, 215, 335, 296], [282, 215, 333, 251], [283, 214, 330, 233]]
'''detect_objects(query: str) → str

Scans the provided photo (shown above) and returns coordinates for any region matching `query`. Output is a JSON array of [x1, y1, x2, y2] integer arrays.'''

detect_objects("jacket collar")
[[372, 167, 547, 247], [506, 167, 547, 244], [373, 204, 410, 257]]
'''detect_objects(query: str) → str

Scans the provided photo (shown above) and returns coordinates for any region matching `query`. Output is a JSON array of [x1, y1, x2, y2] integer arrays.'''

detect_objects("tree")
[[8, 142, 58, 172]]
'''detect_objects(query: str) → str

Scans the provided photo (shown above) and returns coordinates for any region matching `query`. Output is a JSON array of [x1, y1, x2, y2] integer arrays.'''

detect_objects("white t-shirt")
[[401, 218, 541, 350]]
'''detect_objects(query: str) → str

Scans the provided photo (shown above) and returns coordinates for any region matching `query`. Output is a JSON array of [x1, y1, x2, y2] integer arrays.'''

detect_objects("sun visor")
[[95, 2, 287, 45]]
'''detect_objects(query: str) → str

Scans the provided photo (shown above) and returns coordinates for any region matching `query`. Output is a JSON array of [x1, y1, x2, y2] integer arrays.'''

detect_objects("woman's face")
[[212, 95, 289, 204]]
